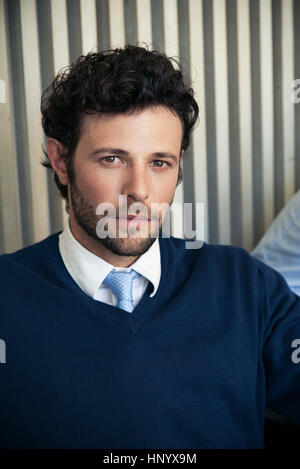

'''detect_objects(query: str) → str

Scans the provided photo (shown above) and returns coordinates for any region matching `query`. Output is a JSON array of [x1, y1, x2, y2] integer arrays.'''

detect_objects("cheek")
[[155, 180, 177, 204], [75, 168, 118, 204]]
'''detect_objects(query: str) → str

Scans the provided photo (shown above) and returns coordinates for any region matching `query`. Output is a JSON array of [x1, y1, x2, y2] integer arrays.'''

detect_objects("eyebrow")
[[88, 147, 179, 163]]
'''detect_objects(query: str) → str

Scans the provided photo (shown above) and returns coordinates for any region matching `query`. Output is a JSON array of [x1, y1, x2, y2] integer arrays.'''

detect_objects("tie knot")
[[103, 270, 141, 313]]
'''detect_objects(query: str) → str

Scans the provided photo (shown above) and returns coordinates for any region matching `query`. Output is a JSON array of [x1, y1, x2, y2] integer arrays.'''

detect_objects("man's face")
[[68, 105, 183, 257]]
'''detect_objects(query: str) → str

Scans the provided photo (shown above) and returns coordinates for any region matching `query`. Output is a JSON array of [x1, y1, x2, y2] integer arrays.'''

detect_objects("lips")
[[117, 215, 149, 221]]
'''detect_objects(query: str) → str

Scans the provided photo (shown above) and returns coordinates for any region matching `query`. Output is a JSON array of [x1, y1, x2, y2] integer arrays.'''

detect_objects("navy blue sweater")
[[0, 233, 300, 448]]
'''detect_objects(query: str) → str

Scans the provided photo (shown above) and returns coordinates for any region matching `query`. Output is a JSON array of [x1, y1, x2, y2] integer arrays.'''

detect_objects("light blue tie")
[[103, 270, 141, 313]]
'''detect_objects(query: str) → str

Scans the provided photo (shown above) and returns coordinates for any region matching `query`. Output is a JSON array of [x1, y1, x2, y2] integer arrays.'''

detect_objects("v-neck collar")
[[48, 233, 170, 334], [58, 219, 161, 299]]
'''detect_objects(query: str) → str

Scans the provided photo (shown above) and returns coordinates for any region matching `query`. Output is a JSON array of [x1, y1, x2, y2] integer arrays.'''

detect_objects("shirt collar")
[[128, 235, 161, 297], [58, 217, 161, 299]]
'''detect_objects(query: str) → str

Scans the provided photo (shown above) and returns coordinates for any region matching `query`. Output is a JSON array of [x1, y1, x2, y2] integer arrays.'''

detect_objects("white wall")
[[1, 0, 300, 253]]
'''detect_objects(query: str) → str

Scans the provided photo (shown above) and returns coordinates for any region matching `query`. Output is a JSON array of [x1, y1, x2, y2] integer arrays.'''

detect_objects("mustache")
[[98, 203, 169, 220]]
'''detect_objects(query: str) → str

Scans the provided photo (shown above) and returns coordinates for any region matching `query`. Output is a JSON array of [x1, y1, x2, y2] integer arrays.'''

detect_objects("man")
[[0, 45, 300, 449], [252, 190, 300, 296]]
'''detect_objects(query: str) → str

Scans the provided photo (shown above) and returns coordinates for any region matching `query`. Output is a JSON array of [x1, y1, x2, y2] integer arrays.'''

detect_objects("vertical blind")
[[1, 0, 300, 254]]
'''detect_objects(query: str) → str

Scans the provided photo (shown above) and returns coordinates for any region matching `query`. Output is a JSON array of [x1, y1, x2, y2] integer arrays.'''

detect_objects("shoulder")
[[162, 236, 252, 262], [161, 236, 267, 277], [0, 232, 61, 273], [160, 238, 294, 314]]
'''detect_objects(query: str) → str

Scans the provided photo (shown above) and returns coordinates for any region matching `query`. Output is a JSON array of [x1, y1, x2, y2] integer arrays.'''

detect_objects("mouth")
[[116, 215, 150, 222]]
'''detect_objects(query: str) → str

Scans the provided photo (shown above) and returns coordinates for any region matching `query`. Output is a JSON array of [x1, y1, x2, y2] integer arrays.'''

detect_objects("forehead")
[[79, 106, 183, 149]]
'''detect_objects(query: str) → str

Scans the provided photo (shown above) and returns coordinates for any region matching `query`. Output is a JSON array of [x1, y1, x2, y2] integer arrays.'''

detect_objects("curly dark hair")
[[41, 45, 199, 207]]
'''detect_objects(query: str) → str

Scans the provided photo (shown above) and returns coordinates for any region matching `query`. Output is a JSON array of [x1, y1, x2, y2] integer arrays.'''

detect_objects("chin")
[[97, 236, 157, 257]]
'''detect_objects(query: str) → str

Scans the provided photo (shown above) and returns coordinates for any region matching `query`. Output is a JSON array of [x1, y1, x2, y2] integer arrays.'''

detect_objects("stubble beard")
[[69, 179, 162, 257]]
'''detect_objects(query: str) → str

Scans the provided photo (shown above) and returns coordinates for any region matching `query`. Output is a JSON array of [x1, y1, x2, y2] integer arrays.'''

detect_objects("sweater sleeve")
[[254, 257, 300, 426]]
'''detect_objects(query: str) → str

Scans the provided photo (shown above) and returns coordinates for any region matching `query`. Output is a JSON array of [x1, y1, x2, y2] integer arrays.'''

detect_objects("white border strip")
[[259, 0, 274, 230], [213, 0, 231, 244], [237, 0, 253, 250], [282, 0, 295, 204]]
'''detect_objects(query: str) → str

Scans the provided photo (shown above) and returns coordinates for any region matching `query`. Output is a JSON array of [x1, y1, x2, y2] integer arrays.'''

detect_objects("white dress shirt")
[[58, 217, 161, 307], [252, 189, 300, 296]]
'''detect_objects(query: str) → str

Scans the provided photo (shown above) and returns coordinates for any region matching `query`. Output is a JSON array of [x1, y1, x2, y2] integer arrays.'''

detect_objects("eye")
[[151, 160, 169, 168], [102, 156, 120, 163]]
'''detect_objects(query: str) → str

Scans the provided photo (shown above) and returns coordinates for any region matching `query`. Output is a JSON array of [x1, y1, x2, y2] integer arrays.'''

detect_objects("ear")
[[45, 138, 69, 186], [179, 149, 184, 163]]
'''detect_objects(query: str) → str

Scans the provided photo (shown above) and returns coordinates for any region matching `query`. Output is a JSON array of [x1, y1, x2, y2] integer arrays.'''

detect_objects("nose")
[[121, 164, 150, 202]]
